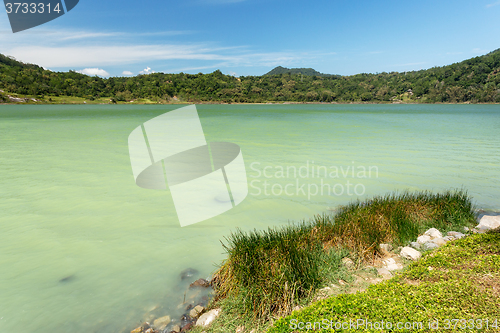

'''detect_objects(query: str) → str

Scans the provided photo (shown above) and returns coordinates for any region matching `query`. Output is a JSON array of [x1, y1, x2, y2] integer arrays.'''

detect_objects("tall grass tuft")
[[212, 189, 477, 320]]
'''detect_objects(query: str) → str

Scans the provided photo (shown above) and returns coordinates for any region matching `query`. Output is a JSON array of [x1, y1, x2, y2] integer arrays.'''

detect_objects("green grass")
[[269, 228, 500, 332], [210, 190, 477, 323]]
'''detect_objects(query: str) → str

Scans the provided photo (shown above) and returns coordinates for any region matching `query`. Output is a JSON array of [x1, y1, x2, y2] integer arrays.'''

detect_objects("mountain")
[[265, 66, 332, 77], [1, 48, 499, 104]]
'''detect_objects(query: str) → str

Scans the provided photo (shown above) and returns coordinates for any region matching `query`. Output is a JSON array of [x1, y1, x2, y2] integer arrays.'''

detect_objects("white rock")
[[453, 232, 466, 239], [380, 243, 393, 252], [376, 267, 393, 279], [432, 238, 447, 246], [424, 228, 443, 239], [196, 309, 221, 327], [410, 242, 421, 249], [422, 242, 439, 251], [443, 236, 455, 242], [382, 258, 403, 271], [400, 246, 422, 261], [416, 235, 431, 244], [478, 215, 500, 230]]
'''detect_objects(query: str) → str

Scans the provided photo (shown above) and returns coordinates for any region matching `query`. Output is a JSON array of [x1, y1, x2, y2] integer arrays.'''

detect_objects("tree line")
[[1, 49, 499, 103]]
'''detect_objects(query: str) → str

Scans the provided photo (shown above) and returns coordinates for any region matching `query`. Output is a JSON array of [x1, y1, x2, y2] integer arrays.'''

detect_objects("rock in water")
[[189, 278, 210, 288], [180, 268, 199, 280], [153, 315, 171, 330], [59, 274, 75, 283], [189, 305, 205, 318], [400, 247, 422, 261]]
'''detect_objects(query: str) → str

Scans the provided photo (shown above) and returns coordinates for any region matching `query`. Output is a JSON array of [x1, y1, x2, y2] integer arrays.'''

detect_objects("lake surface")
[[0, 104, 499, 332]]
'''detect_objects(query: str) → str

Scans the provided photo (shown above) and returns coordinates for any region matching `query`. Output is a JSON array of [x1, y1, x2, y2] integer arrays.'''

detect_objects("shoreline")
[[127, 205, 500, 333], [1, 100, 500, 106]]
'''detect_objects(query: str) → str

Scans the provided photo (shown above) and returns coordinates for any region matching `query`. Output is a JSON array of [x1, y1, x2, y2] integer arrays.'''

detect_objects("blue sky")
[[1, 0, 500, 77]]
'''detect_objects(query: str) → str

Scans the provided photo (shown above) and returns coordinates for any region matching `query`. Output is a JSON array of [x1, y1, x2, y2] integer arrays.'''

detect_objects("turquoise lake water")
[[0, 104, 499, 332]]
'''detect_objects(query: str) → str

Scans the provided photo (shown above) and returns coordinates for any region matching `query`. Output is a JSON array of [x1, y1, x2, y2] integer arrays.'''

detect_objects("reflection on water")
[[0, 104, 499, 332]]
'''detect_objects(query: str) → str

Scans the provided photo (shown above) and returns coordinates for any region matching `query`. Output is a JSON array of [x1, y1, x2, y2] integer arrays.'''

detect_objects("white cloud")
[[77, 68, 110, 77], [6, 45, 236, 67], [139, 67, 155, 74], [122, 71, 134, 76], [486, 0, 500, 7], [0, 25, 312, 73]]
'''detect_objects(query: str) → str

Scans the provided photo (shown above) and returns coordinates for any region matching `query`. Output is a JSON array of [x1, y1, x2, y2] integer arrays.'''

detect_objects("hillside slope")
[[1, 49, 499, 103]]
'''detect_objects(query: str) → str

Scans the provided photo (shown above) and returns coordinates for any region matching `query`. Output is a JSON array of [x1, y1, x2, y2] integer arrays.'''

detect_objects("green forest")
[[1, 49, 500, 104]]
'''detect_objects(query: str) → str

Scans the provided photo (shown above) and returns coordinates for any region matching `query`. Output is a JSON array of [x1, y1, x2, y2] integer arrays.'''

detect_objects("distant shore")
[[2, 99, 499, 106]]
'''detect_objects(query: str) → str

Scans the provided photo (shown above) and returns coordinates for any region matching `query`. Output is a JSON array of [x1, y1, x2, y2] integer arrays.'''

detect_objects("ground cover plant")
[[209, 190, 477, 325], [269, 227, 500, 332]]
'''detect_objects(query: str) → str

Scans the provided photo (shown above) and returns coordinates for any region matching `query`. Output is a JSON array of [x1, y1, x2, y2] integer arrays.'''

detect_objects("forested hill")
[[265, 66, 333, 77], [1, 49, 500, 103]]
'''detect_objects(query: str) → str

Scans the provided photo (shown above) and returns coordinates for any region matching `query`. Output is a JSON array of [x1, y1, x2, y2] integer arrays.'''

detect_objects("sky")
[[1, 0, 500, 77]]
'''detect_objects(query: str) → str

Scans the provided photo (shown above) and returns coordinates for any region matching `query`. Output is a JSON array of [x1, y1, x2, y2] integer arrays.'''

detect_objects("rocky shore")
[[128, 212, 500, 333], [127, 268, 220, 333]]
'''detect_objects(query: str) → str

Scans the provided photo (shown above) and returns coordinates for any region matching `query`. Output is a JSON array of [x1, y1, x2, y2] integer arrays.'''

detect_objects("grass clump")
[[211, 189, 477, 322], [269, 228, 500, 332]]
